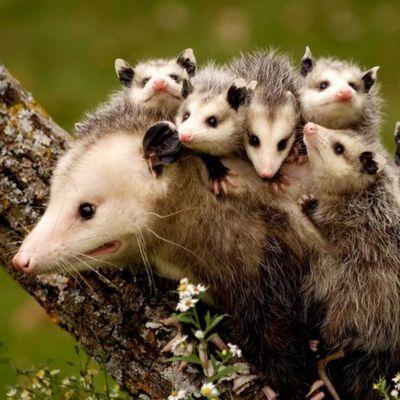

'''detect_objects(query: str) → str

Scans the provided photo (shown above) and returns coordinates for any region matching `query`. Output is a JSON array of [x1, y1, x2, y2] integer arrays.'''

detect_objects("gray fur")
[[304, 135, 400, 398], [74, 92, 170, 138], [229, 50, 300, 113]]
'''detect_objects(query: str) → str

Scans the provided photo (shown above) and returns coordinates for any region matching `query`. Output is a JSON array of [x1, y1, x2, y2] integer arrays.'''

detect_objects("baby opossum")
[[300, 122, 400, 399], [176, 63, 248, 156], [114, 48, 196, 118], [229, 50, 301, 180], [175, 63, 250, 192], [13, 108, 314, 399], [299, 47, 381, 142]]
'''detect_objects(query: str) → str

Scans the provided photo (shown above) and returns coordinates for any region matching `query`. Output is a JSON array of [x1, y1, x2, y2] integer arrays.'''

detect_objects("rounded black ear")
[[394, 122, 400, 166], [115, 58, 135, 87], [300, 46, 314, 77], [227, 78, 248, 111], [177, 48, 196, 78], [361, 66, 379, 93], [359, 151, 379, 175], [181, 78, 194, 98], [143, 121, 183, 177]]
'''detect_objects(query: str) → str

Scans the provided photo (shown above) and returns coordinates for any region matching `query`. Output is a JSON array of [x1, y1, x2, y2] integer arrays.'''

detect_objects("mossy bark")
[[0, 66, 262, 399]]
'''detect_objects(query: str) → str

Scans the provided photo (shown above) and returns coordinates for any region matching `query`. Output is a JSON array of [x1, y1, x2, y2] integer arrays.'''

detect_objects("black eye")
[[169, 74, 180, 82], [348, 82, 358, 91], [206, 116, 218, 127], [248, 134, 260, 147], [319, 81, 329, 90], [79, 203, 96, 220], [182, 111, 190, 121], [142, 77, 150, 87], [334, 142, 345, 155], [277, 138, 288, 151]]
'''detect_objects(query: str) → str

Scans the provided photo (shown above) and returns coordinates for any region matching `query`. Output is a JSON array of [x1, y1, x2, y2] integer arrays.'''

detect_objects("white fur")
[[176, 93, 242, 156], [128, 61, 187, 111], [245, 99, 298, 177], [15, 134, 167, 274], [300, 67, 367, 129]]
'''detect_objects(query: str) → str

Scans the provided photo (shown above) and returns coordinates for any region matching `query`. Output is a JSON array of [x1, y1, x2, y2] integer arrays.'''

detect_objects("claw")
[[310, 339, 320, 353]]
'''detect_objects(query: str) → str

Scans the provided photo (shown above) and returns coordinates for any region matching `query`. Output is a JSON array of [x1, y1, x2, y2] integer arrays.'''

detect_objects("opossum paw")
[[262, 385, 279, 399], [267, 172, 291, 193], [298, 194, 318, 213], [210, 169, 238, 196], [307, 380, 326, 400], [309, 339, 320, 353], [286, 143, 307, 165]]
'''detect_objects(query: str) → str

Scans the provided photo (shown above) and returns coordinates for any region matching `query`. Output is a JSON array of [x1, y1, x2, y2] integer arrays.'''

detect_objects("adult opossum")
[[13, 107, 313, 399]]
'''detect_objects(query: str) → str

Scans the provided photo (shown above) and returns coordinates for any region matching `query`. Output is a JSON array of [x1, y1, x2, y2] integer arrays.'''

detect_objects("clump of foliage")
[[165, 278, 250, 400], [3, 346, 127, 400], [374, 373, 400, 400]]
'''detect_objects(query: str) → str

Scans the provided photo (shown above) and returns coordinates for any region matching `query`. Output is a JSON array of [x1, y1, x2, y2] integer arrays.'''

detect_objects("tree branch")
[[0, 66, 262, 399]]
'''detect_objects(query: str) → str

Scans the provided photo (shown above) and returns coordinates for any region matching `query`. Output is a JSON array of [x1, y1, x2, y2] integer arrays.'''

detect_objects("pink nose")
[[12, 253, 35, 274], [179, 132, 193, 144], [259, 170, 275, 179], [304, 122, 318, 135], [152, 79, 167, 92], [336, 88, 352, 102]]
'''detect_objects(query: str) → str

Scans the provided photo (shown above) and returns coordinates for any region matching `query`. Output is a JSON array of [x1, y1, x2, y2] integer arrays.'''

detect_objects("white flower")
[[227, 343, 242, 358], [50, 369, 60, 376], [176, 296, 198, 312], [391, 389, 399, 397], [393, 373, 400, 383], [20, 390, 31, 400], [200, 382, 219, 398], [62, 377, 71, 387], [193, 284, 207, 295], [195, 330, 205, 339], [6, 388, 17, 397], [171, 334, 188, 351], [168, 389, 187, 400], [178, 278, 195, 298]]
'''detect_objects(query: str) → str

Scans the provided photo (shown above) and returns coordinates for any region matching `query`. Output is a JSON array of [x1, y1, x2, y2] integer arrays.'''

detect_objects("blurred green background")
[[0, 0, 399, 394]]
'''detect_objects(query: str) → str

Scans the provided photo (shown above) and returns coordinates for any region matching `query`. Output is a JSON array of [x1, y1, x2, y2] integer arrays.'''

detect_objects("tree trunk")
[[0, 66, 262, 399]]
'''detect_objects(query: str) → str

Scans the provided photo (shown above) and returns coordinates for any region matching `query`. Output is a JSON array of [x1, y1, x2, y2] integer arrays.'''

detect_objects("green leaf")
[[211, 365, 241, 382], [204, 314, 228, 334], [167, 354, 203, 366], [172, 313, 196, 325]]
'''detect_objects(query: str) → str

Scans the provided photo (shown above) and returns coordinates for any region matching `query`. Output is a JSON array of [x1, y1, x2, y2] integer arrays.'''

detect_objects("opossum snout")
[[12, 252, 36, 274], [260, 170, 276, 180], [304, 122, 318, 135], [336, 87, 352, 102], [179, 132, 194, 144], [152, 79, 167, 92]]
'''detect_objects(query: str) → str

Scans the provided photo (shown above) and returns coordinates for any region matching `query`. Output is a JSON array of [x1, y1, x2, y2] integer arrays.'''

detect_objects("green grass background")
[[0, 0, 399, 394]]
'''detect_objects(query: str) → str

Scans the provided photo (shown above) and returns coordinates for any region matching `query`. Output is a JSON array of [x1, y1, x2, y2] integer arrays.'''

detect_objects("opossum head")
[[299, 46, 379, 129], [176, 78, 249, 156], [12, 132, 167, 275], [303, 122, 385, 194], [244, 89, 300, 179], [115, 48, 196, 113]]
